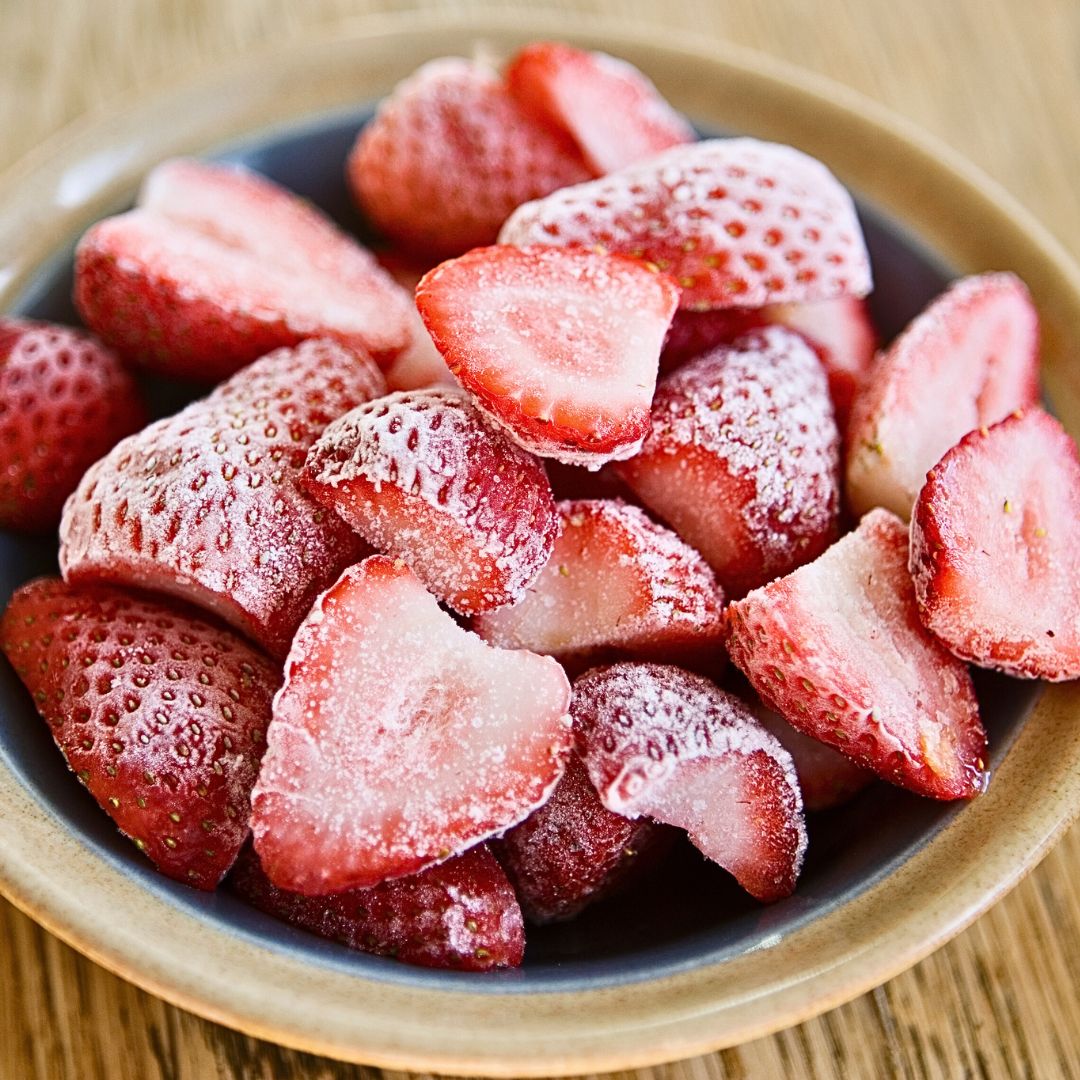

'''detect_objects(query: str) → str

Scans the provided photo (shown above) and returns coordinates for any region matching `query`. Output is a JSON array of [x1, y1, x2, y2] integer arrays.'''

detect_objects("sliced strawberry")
[[0, 578, 278, 889], [416, 245, 678, 467], [60, 338, 384, 658], [505, 42, 694, 174], [348, 58, 591, 260], [230, 842, 524, 971], [724, 508, 987, 800], [304, 387, 558, 614], [847, 272, 1040, 519], [75, 159, 412, 381], [250, 556, 572, 894], [572, 663, 806, 902], [474, 498, 725, 671], [910, 408, 1080, 681], [617, 326, 841, 598], [0, 319, 146, 532], [499, 138, 872, 311]]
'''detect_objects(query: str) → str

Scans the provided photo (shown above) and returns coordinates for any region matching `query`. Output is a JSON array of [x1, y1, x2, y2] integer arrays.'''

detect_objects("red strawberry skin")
[[0, 319, 146, 532], [230, 842, 525, 971], [0, 578, 279, 889]]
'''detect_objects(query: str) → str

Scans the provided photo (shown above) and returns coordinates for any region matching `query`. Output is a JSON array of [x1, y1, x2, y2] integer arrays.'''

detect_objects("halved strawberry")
[[60, 338, 384, 658], [75, 159, 412, 381], [910, 408, 1080, 680], [499, 138, 872, 311], [724, 509, 986, 800], [846, 272, 1040, 519], [250, 556, 572, 894], [573, 663, 806, 902], [0, 578, 279, 889], [505, 42, 694, 174], [473, 499, 726, 672], [617, 326, 841, 598], [416, 245, 679, 467], [304, 387, 559, 614], [230, 842, 524, 971]]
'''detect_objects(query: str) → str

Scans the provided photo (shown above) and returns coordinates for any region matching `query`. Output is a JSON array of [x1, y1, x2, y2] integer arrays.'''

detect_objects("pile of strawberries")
[[2, 41, 1078, 973]]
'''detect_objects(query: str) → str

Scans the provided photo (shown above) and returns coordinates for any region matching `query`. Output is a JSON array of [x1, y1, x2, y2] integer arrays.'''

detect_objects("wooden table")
[[2, 2, 1079, 1077]]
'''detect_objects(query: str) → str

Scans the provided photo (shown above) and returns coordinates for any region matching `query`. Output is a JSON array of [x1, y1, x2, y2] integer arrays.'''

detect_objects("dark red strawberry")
[[0, 578, 278, 889]]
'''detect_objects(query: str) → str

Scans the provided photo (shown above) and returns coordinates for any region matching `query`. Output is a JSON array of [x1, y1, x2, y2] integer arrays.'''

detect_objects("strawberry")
[[230, 842, 524, 971], [304, 387, 559, 615], [910, 408, 1080, 681], [473, 499, 726, 672], [74, 159, 412, 381], [0, 319, 146, 532], [415, 245, 679, 467], [347, 58, 591, 260], [499, 138, 872, 311], [250, 556, 572, 894], [617, 326, 841, 598], [572, 663, 806, 902], [0, 578, 278, 889], [505, 42, 694, 174], [60, 338, 384, 659], [846, 272, 1040, 519], [724, 508, 987, 800]]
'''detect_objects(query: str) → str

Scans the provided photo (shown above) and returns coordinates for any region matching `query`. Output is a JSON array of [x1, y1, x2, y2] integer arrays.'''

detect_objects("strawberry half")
[[416, 245, 679, 467], [250, 556, 573, 895], [0, 578, 279, 889], [75, 159, 412, 381], [573, 663, 806, 902], [724, 508, 987, 800], [846, 272, 1040, 519], [910, 408, 1080, 681], [60, 338, 384, 659], [499, 138, 872, 311]]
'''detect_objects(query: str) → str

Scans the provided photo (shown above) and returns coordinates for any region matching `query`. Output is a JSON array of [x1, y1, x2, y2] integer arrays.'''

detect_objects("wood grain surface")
[[2, 1, 1079, 1077]]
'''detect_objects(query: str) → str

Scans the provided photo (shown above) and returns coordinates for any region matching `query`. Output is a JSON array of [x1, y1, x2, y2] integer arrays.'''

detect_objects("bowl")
[[2, 11, 1080, 1075]]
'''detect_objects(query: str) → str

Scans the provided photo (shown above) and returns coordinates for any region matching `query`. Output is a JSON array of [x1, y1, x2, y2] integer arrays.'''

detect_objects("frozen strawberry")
[[250, 556, 572, 894], [0, 319, 146, 532], [505, 42, 694, 174], [499, 138, 872, 311], [304, 387, 558, 614], [910, 408, 1080, 681], [473, 499, 726, 672], [75, 159, 412, 381], [847, 272, 1040, 519], [724, 509, 987, 800], [348, 58, 591, 260], [416, 245, 679, 467], [573, 663, 806, 902], [60, 339, 384, 659], [230, 842, 524, 971], [0, 578, 278, 889], [617, 327, 841, 598]]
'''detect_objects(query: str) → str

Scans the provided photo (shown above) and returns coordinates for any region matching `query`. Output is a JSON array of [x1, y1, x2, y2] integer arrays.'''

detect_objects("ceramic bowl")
[[1, 11, 1079, 1075]]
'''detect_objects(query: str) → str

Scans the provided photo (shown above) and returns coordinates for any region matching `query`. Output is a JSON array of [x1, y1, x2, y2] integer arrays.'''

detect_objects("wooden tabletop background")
[[2, 1, 1079, 1077]]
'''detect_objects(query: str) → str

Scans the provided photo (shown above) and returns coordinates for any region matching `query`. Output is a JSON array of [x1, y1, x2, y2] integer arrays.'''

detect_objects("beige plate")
[[2, 10, 1080, 1075]]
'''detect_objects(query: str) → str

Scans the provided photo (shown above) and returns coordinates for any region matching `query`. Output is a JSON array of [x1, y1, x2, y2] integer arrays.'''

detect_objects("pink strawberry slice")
[[847, 272, 1040, 519], [250, 556, 573, 895], [724, 508, 987, 800], [505, 41, 694, 174], [304, 387, 558, 615], [910, 408, 1080, 681], [572, 663, 806, 902], [499, 138, 872, 311], [230, 842, 525, 971], [75, 158, 412, 381], [60, 338, 385, 659], [416, 245, 679, 467], [0, 578, 279, 889]]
